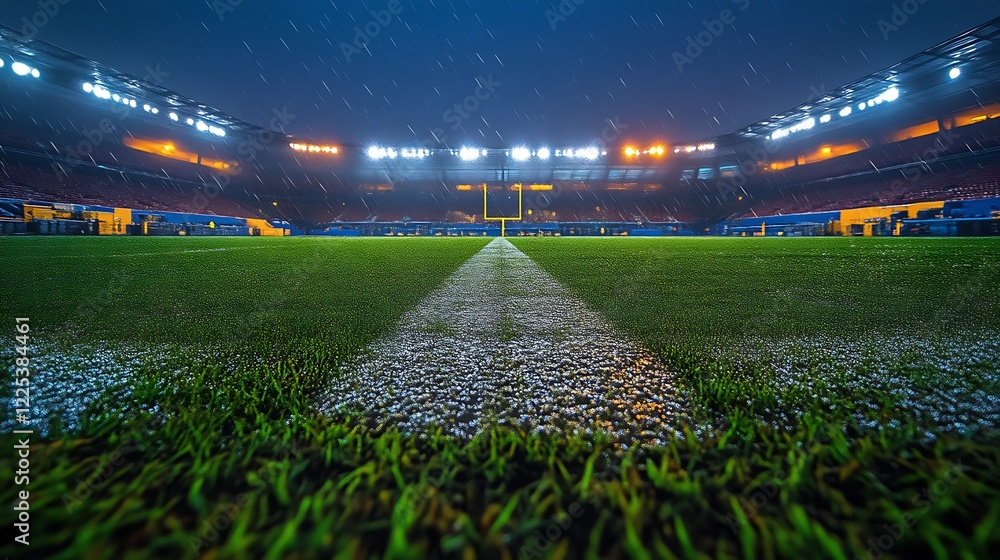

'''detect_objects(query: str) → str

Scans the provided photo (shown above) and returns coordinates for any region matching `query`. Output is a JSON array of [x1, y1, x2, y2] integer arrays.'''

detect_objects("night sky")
[[4, 1, 997, 147]]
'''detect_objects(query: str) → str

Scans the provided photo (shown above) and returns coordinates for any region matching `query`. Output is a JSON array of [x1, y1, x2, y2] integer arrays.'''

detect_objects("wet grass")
[[425, 319, 459, 337], [511, 236, 1000, 557], [511, 237, 1000, 427], [498, 315, 518, 344], [1, 236, 999, 559]]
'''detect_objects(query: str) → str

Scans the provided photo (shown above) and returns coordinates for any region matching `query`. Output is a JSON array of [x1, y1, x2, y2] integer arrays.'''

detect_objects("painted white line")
[[32, 245, 271, 258], [320, 238, 688, 446]]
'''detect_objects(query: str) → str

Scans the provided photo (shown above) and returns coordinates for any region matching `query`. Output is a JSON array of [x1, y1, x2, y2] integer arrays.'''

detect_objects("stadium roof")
[[715, 16, 1000, 145], [0, 24, 264, 135]]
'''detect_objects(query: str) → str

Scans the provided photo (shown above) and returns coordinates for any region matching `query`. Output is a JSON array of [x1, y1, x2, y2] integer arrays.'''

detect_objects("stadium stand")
[[739, 158, 1000, 218], [0, 155, 257, 218]]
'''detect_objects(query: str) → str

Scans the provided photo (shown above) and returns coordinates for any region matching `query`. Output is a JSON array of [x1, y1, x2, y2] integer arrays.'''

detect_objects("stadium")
[[1, 5, 999, 560], [3, 18, 1000, 237]]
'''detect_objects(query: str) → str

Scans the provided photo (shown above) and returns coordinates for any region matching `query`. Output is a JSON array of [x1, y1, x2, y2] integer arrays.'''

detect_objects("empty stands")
[[0, 155, 258, 218]]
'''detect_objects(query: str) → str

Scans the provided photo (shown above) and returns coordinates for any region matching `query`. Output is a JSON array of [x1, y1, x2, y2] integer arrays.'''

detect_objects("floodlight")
[[11, 62, 30, 76]]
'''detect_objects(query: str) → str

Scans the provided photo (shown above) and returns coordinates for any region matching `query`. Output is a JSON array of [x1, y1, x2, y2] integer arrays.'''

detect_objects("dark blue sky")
[[4, 1, 997, 146]]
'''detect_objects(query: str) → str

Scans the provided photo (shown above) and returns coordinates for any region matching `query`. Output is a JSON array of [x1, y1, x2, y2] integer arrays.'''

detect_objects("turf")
[[509, 237, 1000, 427], [1, 236, 998, 559], [510, 237, 1000, 338], [0, 236, 491, 346]]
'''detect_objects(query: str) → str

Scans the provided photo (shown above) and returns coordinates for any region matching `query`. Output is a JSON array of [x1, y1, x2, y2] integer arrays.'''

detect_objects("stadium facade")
[[1, 17, 999, 236]]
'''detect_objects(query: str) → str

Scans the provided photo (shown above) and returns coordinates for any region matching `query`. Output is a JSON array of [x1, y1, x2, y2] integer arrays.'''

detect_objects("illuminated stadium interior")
[[3, 5, 1000, 559], [2, 18, 1000, 235]]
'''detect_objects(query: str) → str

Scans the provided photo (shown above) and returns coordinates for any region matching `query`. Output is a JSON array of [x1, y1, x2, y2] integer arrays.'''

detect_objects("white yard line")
[[319, 237, 688, 446], [37, 245, 272, 258]]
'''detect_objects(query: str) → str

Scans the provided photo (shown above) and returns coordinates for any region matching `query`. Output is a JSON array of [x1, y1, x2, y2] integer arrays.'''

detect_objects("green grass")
[[1, 236, 999, 559], [511, 237, 1000, 429], [0, 236, 491, 346], [510, 237, 999, 339]]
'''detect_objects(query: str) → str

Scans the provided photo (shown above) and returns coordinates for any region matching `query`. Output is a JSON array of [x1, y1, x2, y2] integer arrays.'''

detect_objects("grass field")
[[510, 237, 1000, 432], [1, 236, 999, 559]]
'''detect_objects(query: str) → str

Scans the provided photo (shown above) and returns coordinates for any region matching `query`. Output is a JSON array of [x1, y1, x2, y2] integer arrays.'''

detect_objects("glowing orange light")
[[125, 138, 235, 171], [624, 146, 637, 157], [290, 142, 339, 155]]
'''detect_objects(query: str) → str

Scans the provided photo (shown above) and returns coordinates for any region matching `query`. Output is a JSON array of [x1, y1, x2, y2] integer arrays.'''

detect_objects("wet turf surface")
[[1, 235, 998, 558], [322, 238, 688, 446]]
